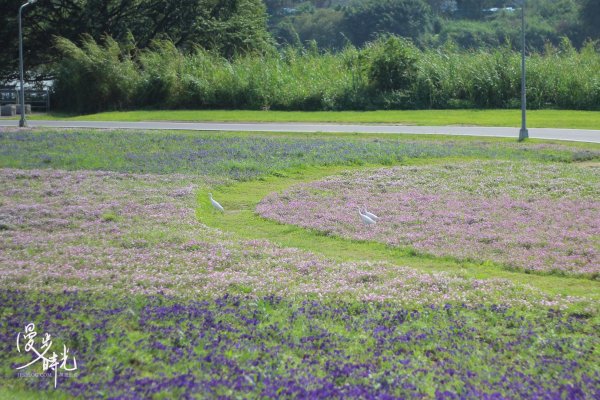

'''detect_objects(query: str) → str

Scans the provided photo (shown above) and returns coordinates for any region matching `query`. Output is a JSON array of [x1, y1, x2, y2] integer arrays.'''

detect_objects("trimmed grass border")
[[18, 109, 600, 130], [198, 164, 600, 302]]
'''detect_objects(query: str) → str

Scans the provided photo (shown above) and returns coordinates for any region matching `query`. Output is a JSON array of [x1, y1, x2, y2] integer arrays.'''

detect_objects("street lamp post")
[[519, 0, 528, 141], [18, 0, 37, 128]]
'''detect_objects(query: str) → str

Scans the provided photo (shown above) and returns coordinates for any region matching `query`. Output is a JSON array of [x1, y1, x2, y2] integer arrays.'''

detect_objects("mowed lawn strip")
[[23, 109, 600, 130], [198, 164, 600, 302]]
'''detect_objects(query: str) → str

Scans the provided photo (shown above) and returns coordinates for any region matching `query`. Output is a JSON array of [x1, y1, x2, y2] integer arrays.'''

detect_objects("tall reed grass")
[[52, 36, 600, 113]]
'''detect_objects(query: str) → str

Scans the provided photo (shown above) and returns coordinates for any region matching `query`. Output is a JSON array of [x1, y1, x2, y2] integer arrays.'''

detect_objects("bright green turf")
[[0, 386, 70, 400], [22, 109, 600, 129], [198, 164, 600, 302]]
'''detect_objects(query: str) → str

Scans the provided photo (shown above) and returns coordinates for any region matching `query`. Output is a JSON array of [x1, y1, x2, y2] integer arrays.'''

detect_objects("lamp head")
[[28, 0, 37, 4]]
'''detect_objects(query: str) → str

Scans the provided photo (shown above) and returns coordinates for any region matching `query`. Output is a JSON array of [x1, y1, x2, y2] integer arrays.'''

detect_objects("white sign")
[[15, 323, 78, 388]]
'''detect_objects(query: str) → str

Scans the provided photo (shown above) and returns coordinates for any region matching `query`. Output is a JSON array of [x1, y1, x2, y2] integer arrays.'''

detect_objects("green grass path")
[[198, 164, 600, 302], [28, 109, 600, 130]]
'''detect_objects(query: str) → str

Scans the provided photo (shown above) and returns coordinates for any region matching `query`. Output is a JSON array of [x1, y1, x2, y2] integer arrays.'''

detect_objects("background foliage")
[[267, 0, 596, 51], [1, 0, 599, 111], [0, 0, 272, 83], [51, 35, 600, 113]]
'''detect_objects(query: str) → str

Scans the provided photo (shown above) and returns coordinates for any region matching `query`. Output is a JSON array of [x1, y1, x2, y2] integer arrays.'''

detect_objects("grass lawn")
[[21, 109, 600, 130], [199, 164, 600, 301], [1, 127, 599, 398], [1, 129, 597, 178]]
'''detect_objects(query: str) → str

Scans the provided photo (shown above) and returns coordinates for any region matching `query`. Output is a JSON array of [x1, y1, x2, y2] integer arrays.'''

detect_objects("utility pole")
[[519, 0, 528, 141], [18, 0, 37, 127]]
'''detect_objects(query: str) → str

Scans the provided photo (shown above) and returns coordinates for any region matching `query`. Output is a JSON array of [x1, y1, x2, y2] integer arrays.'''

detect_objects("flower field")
[[0, 168, 565, 306], [1, 290, 598, 399], [258, 161, 600, 278], [1, 128, 599, 398]]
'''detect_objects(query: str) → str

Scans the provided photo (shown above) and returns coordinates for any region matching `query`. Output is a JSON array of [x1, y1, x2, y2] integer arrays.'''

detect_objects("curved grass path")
[[197, 164, 600, 302]]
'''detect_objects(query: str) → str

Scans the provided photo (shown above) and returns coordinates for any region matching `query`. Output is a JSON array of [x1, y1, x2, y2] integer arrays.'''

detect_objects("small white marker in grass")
[[209, 193, 224, 213]]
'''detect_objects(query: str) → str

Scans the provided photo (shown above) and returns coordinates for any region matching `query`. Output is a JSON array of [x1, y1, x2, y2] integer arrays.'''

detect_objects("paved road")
[[1, 119, 599, 143]]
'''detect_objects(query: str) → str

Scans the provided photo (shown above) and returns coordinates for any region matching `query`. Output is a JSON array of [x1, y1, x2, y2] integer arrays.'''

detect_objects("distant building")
[[483, 7, 516, 13]]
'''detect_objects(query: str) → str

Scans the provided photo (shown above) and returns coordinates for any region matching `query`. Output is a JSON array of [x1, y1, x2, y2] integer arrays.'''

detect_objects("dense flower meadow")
[[1, 168, 571, 308], [258, 161, 600, 277], [1, 290, 599, 399], [2, 128, 599, 398]]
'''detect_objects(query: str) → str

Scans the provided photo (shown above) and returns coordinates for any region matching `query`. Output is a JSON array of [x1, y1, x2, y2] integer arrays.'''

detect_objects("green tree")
[[292, 8, 346, 49], [52, 35, 139, 113], [454, 0, 485, 19], [342, 0, 434, 46], [366, 35, 419, 91], [0, 0, 273, 83], [580, 0, 600, 39], [273, 20, 302, 47]]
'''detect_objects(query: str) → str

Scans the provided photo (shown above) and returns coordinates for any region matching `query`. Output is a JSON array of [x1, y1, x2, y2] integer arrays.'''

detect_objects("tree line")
[[1, 0, 599, 85], [52, 35, 600, 113], [0, 0, 272, 83], [0, 0, 598, 113], [267, 0, 599, 51]]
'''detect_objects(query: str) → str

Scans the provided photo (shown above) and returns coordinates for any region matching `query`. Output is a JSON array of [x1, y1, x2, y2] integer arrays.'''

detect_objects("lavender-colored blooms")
[[0, 167, 597, 398], [257, 161, 600, 277], [0, 168, 573, 308], [1, 131, 598, 399]]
